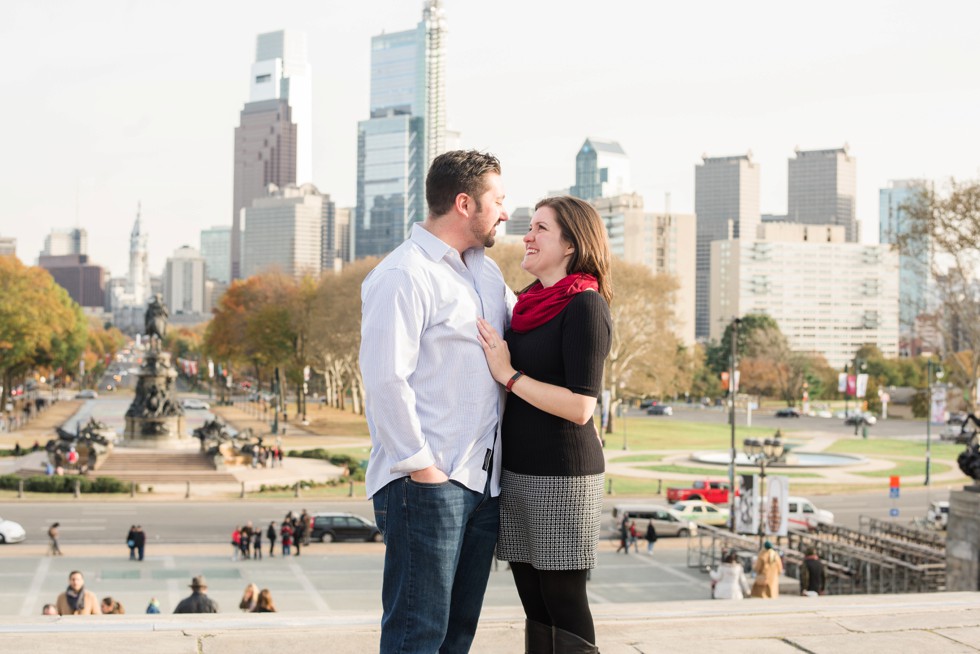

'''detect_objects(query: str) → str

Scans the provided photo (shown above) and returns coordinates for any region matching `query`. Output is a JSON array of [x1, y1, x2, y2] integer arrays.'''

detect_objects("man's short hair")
[[426, 150, 501, 217]]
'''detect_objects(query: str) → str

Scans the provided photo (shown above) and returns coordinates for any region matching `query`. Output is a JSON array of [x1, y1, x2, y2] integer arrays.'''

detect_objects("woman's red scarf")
[[510, 273, 598, 334]]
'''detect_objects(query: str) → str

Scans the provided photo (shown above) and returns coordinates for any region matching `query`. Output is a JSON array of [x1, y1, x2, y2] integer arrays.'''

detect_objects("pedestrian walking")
[[711, 552, 751, 600], [293, 517, 305, 556], [47, 522, 63, 556], [616, 515, 630, 554], [126, 525, 137, 560], [645, 520, 658, 555], [751, 541, 784, 598], [266, 521, 277, 558], [629, 520, 640, 553], [134, 525, 146, 561], [800, 548, 826, 596]]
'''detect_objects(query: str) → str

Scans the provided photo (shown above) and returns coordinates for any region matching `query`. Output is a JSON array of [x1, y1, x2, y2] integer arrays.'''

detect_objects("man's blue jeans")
[[373, 476, 499, 654]]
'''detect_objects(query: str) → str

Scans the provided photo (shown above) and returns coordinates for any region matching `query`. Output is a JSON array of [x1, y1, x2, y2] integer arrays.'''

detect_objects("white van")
[[610, 504, 698, 538], [786, 496, 834, 531]]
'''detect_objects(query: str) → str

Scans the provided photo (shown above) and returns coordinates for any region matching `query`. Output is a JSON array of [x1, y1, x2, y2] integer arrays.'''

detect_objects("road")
[[0, 486, 951, 547]]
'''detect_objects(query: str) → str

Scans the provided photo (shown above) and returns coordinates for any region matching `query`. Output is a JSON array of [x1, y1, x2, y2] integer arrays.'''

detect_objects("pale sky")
[[3, 0, 979, 277]]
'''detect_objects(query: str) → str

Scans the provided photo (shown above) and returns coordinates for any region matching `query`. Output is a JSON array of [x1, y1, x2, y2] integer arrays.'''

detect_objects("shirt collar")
[[411, 222, 485, 267]]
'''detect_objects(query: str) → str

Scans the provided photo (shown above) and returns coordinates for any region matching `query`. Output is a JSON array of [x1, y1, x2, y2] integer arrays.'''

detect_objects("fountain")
[[123, 295, 188, 447]]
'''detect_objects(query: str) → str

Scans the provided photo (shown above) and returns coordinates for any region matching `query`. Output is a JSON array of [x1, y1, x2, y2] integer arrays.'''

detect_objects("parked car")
[[74, 389, 98, 399], [666, 480, 731, 504], [647, 405, 673, 416], [311, 512, 382, 543], [774, 408, 801, 418], [844, 413, 877, 426], [0, 516, 26, 544], [786, 496, 834, 531], [671, 500, 730, 526], [926, 500, 949, 530], [181, 399, 210, 410], [610, 504, 697, 538]]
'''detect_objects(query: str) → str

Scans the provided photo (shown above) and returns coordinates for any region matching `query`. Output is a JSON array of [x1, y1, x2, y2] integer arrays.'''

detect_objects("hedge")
[[0, 474, 129, 493]]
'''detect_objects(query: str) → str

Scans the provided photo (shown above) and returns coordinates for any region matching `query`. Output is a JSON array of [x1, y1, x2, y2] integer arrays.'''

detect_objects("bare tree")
[[897, 179, 980, 410]]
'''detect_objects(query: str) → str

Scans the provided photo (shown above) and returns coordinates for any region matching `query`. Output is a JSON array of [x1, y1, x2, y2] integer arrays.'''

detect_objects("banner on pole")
[[856, 374, 869, 399], [764, 476, 790, 537], [837, 373, 847, 393], [735, 474, 759, 534], [930, 386, 947, 425]]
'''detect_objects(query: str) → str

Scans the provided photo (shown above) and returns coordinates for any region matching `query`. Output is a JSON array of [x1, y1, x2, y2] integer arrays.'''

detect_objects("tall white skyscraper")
[[571, 138, 631, 201], [242, 183, 332, 279], [42, 228, 87, 257], [164, 246, 207, 315], [694, 153, 760, 340]]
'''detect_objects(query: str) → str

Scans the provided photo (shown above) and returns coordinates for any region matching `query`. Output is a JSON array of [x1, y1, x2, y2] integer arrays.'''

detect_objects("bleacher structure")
[[689, 516, 946, 595]]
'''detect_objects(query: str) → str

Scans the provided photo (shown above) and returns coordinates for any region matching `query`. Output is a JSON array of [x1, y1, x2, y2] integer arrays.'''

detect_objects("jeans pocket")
[[373, 484, 389, 537]]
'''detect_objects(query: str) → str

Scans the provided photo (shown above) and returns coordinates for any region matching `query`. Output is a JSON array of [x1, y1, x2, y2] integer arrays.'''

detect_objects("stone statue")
[[956, 414, 980, 483], [145, 294, 169, 345]]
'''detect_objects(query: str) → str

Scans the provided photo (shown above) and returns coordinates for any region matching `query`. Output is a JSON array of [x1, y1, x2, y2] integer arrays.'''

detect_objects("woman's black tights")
[[510, 562, 595, 643]]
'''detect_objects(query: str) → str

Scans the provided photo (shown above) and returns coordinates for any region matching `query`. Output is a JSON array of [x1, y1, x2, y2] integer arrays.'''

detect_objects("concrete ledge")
[[2, 592, 979, 653]]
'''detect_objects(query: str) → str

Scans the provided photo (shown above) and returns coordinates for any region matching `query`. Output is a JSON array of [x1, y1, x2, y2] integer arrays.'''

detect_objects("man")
[[173, 575, 219, 613], [266, 521, 277, 557], [360, 150, 513, 653], [55, 570, 100, 615], [133, 525, 146, 561], [800, 548, 826, 596]]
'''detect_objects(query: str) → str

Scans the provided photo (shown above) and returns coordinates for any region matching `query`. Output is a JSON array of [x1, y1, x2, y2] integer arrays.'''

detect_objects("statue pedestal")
[[946, 486, 980, 591], [123, 350, 189, 449]]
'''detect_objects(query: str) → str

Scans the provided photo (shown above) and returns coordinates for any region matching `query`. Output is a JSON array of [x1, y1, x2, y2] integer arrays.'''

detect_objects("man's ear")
[[454, 192, 472, 217]]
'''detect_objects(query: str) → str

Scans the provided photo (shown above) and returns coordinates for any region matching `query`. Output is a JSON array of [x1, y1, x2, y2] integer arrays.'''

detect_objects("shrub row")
[[0, 474, 129, 493], [287, 449, 366, 482]]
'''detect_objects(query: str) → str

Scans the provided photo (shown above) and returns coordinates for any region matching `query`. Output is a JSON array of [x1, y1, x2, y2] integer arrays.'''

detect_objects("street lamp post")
[[743, 436, 784, 544], [925, 360, 944, 487], [620, 381, 628, 451], [728, 317, 741, 533]]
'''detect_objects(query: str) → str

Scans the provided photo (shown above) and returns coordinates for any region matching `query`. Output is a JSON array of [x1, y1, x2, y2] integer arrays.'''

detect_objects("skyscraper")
[[164, 246, 207, 315], [880, 179, 930, 352], [42, 228, 87, 257], [788, 145, 858, 242], [231, 30, 311, 280], [570, 138, 631, 201], [242, 183, 331, 279], [354, 0, 448, 259], [694, 153, 760, 340], [200, 226, 232, 284]]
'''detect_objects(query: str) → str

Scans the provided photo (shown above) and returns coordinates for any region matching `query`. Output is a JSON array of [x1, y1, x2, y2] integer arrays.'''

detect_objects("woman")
[[231, 526, 241, 561], [477, 195, 612, 654], [644, 520, 658, 556], [751, 540, 784, 598], [101, 596, 126, 614], [711, 552, 750, 599], [251, 588, 277, 613], [48, 522, 63, 556], [126, 525, 137, 560], [239, 583, 258, 612]]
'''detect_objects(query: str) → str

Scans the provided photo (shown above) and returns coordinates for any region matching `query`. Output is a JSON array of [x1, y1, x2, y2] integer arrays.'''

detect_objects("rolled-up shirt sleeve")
[[360, 268, 434, 474]]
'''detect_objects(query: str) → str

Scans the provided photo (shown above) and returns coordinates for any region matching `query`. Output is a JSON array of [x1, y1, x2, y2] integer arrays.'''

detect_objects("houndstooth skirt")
[[496, 469, 604, 570]]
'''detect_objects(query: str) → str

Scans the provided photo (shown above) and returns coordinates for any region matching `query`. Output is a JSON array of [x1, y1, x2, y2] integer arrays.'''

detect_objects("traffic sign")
[[889, 508, 900, 517], [889, 487, 900, 499], [889, 475, 900, 489]]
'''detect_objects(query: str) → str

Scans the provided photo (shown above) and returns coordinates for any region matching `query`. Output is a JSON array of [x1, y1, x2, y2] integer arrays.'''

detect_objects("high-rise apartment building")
[[880, 179, 931, 353], [242, 183, 331, 279], [570, 138, 631, 201], [355, 1, 447, 258], [231, 30, 311, 280], [694, 154, 760, 340], [788, 146, 858, 242], [200, 226, 232, 284], [42, 228, 87, 257], [38, 254, 106, 308], [164, 246, 207, 315], [710, 225, 899, 368], [593, 194, 697, 345], [322, 207, 350, 273]]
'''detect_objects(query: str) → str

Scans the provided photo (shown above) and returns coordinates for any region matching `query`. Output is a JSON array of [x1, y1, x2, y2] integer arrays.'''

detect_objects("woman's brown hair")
[[532, 196, 613, 303]]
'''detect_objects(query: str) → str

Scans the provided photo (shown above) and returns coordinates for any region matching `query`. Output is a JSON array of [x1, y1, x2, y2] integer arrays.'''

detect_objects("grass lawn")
[[826, 438, 961, 458], [607, 454, 665, 463], [854, 459, 951, 478], [249, 482, 368, 499], [638, 463, 820, 478], [602, 419, 787, 451], [300, 405, 371, 437]]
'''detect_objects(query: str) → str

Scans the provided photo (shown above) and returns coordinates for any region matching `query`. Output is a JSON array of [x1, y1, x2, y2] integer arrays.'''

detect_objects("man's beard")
[[470, 203, 498, 248]]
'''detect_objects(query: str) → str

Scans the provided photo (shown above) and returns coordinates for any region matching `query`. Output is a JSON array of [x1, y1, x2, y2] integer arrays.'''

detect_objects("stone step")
[[98, 451, 214, 472], [94, 471, 238, 483]]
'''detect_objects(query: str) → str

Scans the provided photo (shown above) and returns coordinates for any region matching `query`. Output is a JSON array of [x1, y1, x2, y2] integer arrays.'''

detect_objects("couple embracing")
[[360, 150, 612, 653]]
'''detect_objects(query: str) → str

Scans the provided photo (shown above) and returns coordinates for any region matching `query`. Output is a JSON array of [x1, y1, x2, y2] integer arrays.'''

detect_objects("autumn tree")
[[896, 179, 980, 410]]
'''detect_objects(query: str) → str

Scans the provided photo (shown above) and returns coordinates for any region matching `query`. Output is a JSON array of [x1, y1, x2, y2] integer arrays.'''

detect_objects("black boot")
[[526, 619, 554, 654], [553, 626, 598, 653]]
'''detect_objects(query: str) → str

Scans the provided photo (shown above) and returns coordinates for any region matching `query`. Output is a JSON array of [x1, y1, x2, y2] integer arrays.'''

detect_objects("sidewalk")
[[2, 592, 979, 653]]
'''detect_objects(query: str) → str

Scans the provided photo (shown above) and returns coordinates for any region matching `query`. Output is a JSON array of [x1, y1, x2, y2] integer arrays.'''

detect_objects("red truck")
[[666, 480, 731, 504]]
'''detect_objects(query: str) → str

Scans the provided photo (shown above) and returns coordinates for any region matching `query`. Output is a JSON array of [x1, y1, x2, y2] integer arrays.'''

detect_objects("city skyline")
[[3, 0, 979, 276]]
